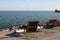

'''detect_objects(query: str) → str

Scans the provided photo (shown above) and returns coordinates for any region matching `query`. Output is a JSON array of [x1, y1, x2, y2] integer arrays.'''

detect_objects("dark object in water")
[[26, 21, 39, 32], [55, 9, 60, 12]]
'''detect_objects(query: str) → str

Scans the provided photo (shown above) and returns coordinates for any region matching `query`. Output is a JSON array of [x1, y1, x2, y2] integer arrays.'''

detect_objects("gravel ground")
[[0, 27, 60, 40]]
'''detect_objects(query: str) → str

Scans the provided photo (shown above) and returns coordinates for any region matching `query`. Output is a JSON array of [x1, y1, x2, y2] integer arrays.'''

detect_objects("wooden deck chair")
[[26, 21, 39, 32]]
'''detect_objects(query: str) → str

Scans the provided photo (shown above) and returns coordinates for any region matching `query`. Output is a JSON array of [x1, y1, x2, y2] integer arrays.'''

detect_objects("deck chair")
[[26, 21, 39, 32]]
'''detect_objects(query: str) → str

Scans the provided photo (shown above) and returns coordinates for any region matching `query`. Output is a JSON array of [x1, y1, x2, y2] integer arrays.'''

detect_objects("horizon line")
[[0, 10, 54, 11]]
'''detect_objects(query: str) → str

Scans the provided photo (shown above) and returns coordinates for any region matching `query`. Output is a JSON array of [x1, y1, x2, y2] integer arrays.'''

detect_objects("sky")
[[0, 0, 60, 11]]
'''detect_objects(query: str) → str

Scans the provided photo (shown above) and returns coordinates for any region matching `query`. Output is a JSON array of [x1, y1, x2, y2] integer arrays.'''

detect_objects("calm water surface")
[[0, 11, 60, 29]]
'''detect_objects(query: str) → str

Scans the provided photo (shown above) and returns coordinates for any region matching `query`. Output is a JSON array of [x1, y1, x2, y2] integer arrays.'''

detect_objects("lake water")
[[0, 11, 60, 29]]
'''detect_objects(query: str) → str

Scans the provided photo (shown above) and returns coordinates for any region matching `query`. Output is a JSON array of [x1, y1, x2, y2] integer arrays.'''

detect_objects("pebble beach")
[[0, 27, 60, 40]]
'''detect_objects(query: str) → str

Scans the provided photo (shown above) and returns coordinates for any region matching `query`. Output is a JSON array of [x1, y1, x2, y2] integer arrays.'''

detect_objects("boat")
[[55, 9, 60, 12]]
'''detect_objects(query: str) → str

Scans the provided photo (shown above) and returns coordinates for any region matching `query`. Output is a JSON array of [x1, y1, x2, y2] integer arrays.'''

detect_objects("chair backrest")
[[49, 19, 57, 23], [26, 21, 39, 32], [28, 21, 39, 26]]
